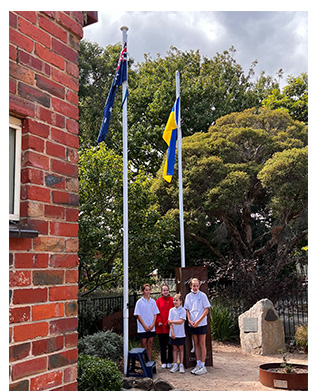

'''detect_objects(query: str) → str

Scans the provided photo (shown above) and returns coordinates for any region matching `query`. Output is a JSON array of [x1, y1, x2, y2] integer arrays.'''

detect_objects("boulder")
[[153, 378, 174, 391], [238, 298, 285, 355]]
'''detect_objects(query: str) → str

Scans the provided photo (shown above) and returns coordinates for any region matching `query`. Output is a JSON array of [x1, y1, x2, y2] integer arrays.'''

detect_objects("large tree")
[[152, 107, 308, 301]]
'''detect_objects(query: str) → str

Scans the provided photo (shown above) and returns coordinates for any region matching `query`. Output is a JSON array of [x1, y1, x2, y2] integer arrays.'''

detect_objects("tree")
[[262, 73, 308, 123], [152, 107, 308, 301], [78, 144, 175, 294]]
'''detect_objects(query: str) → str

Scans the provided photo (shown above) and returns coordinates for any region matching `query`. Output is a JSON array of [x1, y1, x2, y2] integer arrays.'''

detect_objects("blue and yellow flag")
[[163, 97, 180, 182]]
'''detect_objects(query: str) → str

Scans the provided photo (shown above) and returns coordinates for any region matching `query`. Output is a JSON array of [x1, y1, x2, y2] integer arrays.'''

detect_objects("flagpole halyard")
[[121, 25, 129, 375]]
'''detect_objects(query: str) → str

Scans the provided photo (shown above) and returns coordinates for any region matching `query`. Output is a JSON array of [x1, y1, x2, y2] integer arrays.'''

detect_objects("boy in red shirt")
[[156, 283, 174, 368]]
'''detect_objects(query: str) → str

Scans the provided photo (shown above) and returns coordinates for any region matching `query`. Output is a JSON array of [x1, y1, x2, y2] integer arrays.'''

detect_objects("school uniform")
[[168, 305, 186, 345], [156, 295, 174, 364], [134, 296, 160, 338], [184, 290, 211, 335]]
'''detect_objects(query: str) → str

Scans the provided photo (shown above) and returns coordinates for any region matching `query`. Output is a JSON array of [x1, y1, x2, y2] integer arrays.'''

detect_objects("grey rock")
[[153, 377, 173, 391]]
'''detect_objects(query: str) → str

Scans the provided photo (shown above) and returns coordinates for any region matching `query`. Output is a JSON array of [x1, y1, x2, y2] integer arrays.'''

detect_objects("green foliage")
[[78, 331, 123, 363], [210, 301, 239, 341], [78, 354, 122, 391], [295, 324, 308, 351], [263, 73, 308, 123]]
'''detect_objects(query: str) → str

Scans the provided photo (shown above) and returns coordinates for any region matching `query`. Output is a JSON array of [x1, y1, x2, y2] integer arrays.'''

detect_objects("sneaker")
[[161, 363, 167, 369], [191, 365, 201, 374], [195, 367, 207, 375], [166, 363, 172, 369], [170, 364, 179, 373], [179, 364, 185, 373]]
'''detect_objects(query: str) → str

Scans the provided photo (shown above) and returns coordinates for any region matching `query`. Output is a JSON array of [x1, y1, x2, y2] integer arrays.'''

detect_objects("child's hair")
[[190, 277, 200, 287], [173, 293, 183, 303], [141, 283, 151, 292], [161, 283, 169, 291]]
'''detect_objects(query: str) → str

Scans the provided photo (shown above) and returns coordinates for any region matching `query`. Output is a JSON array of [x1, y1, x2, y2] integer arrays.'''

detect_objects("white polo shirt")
[[168, 305, 186, 338], [134, 297, 160, 333], [184, 290, 211, 327]]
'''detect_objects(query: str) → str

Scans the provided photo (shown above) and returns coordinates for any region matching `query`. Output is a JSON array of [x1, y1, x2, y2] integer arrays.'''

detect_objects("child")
[[168, 293, 186, 374], [156, 283, 174, 369], [134, 283, 160, 360], [184, 278, 211, 375]]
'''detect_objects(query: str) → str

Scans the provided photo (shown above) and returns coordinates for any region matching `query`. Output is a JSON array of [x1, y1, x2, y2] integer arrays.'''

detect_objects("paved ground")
[[154, 342, 308, 391]]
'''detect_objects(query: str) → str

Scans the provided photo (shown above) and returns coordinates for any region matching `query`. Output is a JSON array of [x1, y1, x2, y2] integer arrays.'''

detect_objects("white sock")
[[201, 362, 205, 368], [197, 360, 201, 367]]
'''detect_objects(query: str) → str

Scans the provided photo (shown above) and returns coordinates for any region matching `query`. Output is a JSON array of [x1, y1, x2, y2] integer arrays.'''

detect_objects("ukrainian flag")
[[163, 97, 180, 182]]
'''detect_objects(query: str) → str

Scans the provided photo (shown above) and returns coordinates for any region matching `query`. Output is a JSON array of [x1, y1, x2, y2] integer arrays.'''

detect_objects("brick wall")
[[9, 11, 96, 391]]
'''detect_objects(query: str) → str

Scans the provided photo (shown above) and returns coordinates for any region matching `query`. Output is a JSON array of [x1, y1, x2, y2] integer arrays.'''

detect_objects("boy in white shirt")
[[168, 293, 186, 373]]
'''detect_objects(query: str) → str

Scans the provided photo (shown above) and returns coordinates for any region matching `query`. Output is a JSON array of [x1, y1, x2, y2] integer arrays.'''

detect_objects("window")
[[9, 116, 22, 221]]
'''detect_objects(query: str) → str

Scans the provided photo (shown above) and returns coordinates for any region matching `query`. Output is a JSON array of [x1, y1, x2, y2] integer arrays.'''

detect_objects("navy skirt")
[[169, 337, 186, 346], [138, 331, 156, 339], [188, 325, 207, 335]]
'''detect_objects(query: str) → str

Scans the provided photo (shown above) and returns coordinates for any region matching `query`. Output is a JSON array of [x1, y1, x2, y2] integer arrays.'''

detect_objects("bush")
[[210, 301, 239, 342], [295, 323, 308, 352], [78, 354, 122, 391], [78, 330, 123, 363]]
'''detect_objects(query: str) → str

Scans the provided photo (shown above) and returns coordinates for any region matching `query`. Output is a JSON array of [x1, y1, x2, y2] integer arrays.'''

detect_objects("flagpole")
[[176, 70, 185, 268], [121, 25, 129, 375]]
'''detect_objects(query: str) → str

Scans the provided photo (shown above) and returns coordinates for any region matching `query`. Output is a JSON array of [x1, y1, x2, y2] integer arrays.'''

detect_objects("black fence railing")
[[78, 285, 308, 339]]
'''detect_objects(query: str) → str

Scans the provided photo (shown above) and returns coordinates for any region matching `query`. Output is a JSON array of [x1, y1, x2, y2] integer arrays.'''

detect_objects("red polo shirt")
[[155, 295, 174, 334]]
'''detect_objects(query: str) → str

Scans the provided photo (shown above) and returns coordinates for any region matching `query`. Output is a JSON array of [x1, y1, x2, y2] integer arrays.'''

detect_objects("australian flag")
[[97, 42, 127, 143]]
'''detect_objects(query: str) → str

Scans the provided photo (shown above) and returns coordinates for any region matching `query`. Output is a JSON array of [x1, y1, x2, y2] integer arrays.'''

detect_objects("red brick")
[[39, 14, 68, 43], [46, 141, 65, 159], [41, 11, 56, 20], [35, 74, 65, 99], [16, 11, 37, 24], [10, 28, 33, 52], [9, 61, 34, 85], [13, 288, 47, 305], [49, 286, 78, 302], [10, 78, 17, 93], [22, 134, 45, 153], [18, 82, 51, 107], [50, 222, 78, 237], [9, 306, 31, 324], [10, 270, 32, 287], [9, 342, 31, 362], [66, 89, 78, 105], [65, 333, 78, 348], [65, 301, 78, 316], [18, 50, 50, 76], [51, 159, 78, 178], [9, 238, 32, 251], [18, 18, 51, 47], [51, 127, 79, 148], [12, 356, 47, 381], [52, 112, 66, 129], [25, 219, 49, 235], [52, 38, 78, 63], [66, 61, 78, 79], [33, 237, 65, 252], [9, 94, 35, 117], [50, 317, 78, 335], [50, 254, 78, 268], [23, 119, 49, 138], [48, 348, 78, 369], [65, 238, 79, 253], [21, 167, 44, 185], [15, 253, 49, 269], [66, 119, 78, 134], [44, 205, 65, 219], [9, 44, 17, 61], [9, 11, 18, 28], [14, 322, 49, 343], [33, 270, 64, 286], [62, 381, 77, 391], [35, 43, 65, 70], [52, 190, 69, 205], [58, 12, 83, 39], [65, 208, 78, 222], [32, 303, 64, 321], [21, 184, 51, 203], [52, 68, 78, 91], [30, 370, 63, 391], [52, 97, 79, 120], [22, 150, 50, 170], [9, 379, 29, 391], [63, 364, 77, 382], [67, 148, 78, 164], [32, 335, 64, 356]]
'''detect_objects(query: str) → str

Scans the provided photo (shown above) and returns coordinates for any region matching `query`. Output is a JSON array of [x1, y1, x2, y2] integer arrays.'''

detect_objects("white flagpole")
[[121, 25, 129, 374], [176, 70, 185, 268]]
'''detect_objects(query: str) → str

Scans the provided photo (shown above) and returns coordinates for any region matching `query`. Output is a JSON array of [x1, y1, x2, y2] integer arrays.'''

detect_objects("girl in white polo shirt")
[[184, 278, 211, 375], [134, 283, 160, 360], [168, 293, 186, 373]]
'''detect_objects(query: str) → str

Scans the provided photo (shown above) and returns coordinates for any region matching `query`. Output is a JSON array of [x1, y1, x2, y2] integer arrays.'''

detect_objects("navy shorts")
[[188, 325, 208, 335], [169, 337, 186, 346], [138, 331, 156, 339]]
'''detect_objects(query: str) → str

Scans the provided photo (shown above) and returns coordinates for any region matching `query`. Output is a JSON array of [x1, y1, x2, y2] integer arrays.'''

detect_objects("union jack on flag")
[[97, 42, 127, 143]]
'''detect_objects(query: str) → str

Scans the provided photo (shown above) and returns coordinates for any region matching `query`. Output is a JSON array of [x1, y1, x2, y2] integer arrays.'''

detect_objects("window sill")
[[9, 221, 39, 238]]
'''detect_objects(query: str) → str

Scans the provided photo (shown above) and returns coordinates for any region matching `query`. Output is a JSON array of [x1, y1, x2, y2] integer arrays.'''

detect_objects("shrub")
[[78, 330, 123, 363], [295, 323, 308, 352], [78, 354, 122, 391], [210, 301, 239, 342]]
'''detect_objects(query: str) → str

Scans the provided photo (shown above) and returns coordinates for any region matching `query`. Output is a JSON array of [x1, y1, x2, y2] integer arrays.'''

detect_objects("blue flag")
[[163, 98, 179, 182], [97, 42, 127, 143]]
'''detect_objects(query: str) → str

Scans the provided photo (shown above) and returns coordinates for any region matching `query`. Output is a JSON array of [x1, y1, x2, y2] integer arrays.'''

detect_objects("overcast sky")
[[83, 10, 308, 86]]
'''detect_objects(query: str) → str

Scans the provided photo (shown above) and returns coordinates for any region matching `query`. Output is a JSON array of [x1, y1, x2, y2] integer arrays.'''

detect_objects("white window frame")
[[9, 116, 22, 221]]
